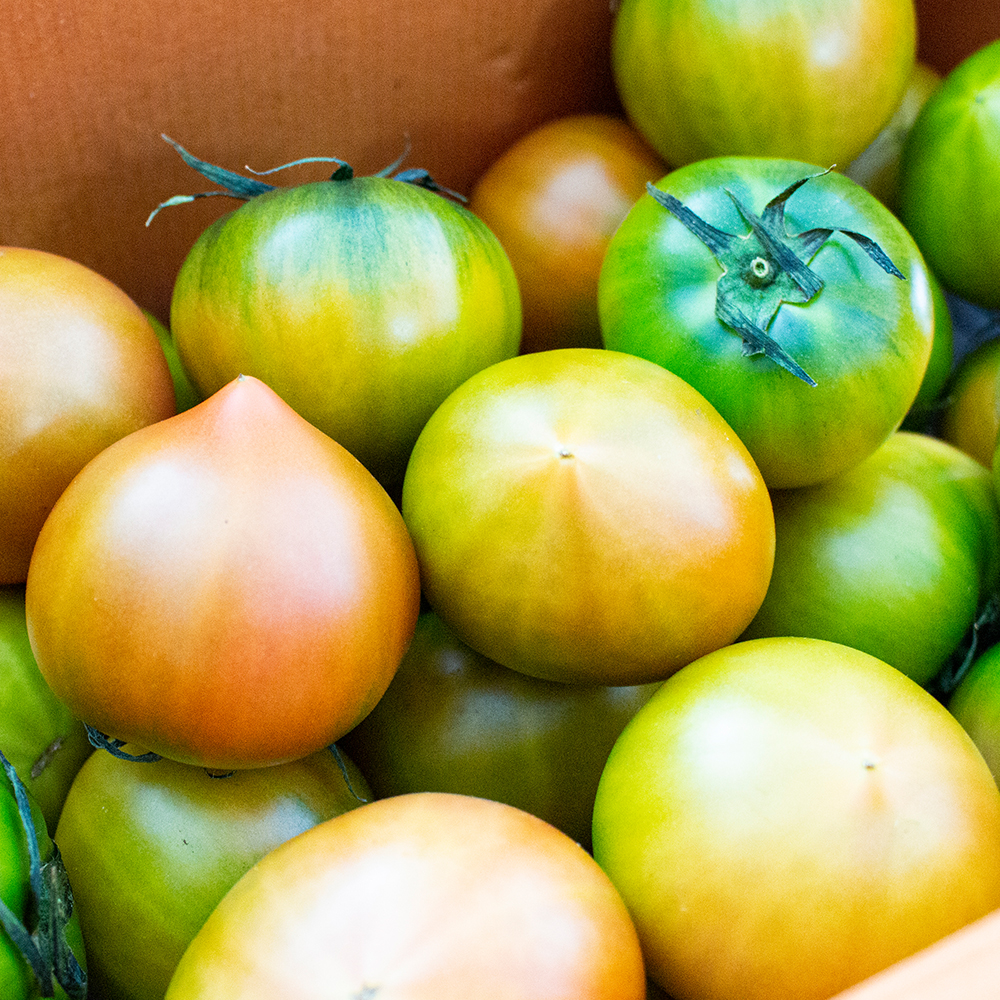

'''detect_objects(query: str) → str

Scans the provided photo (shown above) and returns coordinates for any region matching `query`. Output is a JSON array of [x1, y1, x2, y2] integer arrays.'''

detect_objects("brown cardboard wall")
[[0, 0, 620, 322]]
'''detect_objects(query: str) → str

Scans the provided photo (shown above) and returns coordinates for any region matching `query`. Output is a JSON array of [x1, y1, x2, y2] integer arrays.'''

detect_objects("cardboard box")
[[2, 2, 999, 997]]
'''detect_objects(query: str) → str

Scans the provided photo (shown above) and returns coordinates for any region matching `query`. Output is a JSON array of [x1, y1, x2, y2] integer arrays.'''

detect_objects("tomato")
[[144, 312, 201, 413], [0, 586, 92, 833], [592, 636, 1000, 1000], [467, 114, 665, 354], [949, 641, 1000, 787], [401, 348, 775, 687], [0, 247, 176, 584], [164, 792, 646, 1000], [901, 265, 954, 429], [25, 375, 421, 770], [939, 329, 1000, 467], [741, 431, 1000, 687], [339, 610, 659, 849], [0, 750, 86, 1000], [898, 39, 1000, 310], [165, 144, 522, 495], [54, 744, 370, 1000], [610, 0, 916, 169], [844, 61, 942, 213], [599, 157, 935, 488]]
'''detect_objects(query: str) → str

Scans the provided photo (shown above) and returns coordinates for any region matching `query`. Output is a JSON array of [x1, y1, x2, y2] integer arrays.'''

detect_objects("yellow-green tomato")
[[592, 636, 1000, 1000], [0, 585, 92, 833], [741, 431, 1000, 686], [53, 745, 370, 1000], [940, 331, 1000, 468], [339, 611, 659, 849], [950, 641, 1000, 785]]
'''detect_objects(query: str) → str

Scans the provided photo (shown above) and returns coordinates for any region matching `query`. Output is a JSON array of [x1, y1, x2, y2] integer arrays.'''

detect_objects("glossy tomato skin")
[[339, 610, 659, 849], [939, 331, 1000, 467], [170, 176, 522, 495], [949, 641, 1000, 786], [742, 432, 1000, 687], [164, 792, 647, 1000], [54, 745, 370, 1000], [898, 39, 1000, 309], [0, 248, 176, 583], [599, 157, 935, 488], [401, 348, 775, 686], [25, 375, 421, 770], [592, 636, 1000, 1000], [611, 0, 916, 168], [0, 586, 92, 833], [468, 114, 665, 354]]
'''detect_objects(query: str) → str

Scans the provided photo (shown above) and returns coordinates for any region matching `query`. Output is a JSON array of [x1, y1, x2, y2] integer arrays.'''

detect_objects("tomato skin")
[[54, 745, 370, 1000], [339, 610, 659, 849], [401, 348, 775, 686], [940, 332, 1000, 468], [468, 114, 665, 354], [592, 636, 1000, 1000], [0, 585, 92, 833], [741, 431, 1000, 686], [170, 176, 522, 494], [25, 375, 421, 770], [898, 39, 1000, 309], [599, 157, 935, 488], [0, 247, 176, 584], [950, 641, 1000, 786], [611, 0, 916, 168], [164, 792, 647, 1000]]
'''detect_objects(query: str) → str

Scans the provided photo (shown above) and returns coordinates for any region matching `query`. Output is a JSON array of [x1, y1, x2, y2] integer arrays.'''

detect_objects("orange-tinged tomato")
[[592, 636, 1000, 1000], [0, 247, 176, 584], [24, 375, 420, 770], [468, 114, 666, 354], [402, 348, 775, 686], [940, 331, 1000, 468], [164, 792, 647, 1000]]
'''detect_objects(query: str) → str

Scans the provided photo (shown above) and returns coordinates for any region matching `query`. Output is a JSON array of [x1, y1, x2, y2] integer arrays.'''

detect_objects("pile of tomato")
[[3, 2, 1000, 999]]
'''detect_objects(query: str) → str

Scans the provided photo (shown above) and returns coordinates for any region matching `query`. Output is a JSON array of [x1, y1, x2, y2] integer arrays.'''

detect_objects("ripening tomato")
[[164, 792, 647, 1000], [592, 636, 1000, 1000], [339, 610, 659, 848], [599, 157, 935, 488], [25, 375, 421, 770], [939, 331, 1000, 467], [610, 0, 916, 169], [741, 432, 1000, 687], [55, 745, 371, 1000], [401, 348, 775, 686], [0, 247, 176, 583], [467, 114, 666, 353], [898, 39, 1000, 309], [167, 147, 522, 495], [0, 585, 92, 833]]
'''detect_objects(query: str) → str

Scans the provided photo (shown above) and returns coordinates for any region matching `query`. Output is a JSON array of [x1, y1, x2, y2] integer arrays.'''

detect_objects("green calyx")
[[147, 134, 465, 225], [647, 169, 905, 386], [0, 750, 86, 1000]]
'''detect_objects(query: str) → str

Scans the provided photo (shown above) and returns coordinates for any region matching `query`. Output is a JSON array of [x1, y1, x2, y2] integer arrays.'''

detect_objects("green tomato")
[[168, 148, 522, 496], [54, 745, 370, 1000], [898, 39, 1000, 310], [741, 431, 1000, 686], [599, 157, 934, 488], [950, 641, 1000, 786], [592, 636, 1000, 1000], [610, 0, 916, 168], [339, 610, 659, 849], [143, 312, 201, 413], [0, 586, 92, 833]]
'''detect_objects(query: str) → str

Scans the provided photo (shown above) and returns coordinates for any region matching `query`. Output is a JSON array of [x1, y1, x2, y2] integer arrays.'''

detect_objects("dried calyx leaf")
[[147, 134, 466, 225], [647, 168, 905, 387]]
